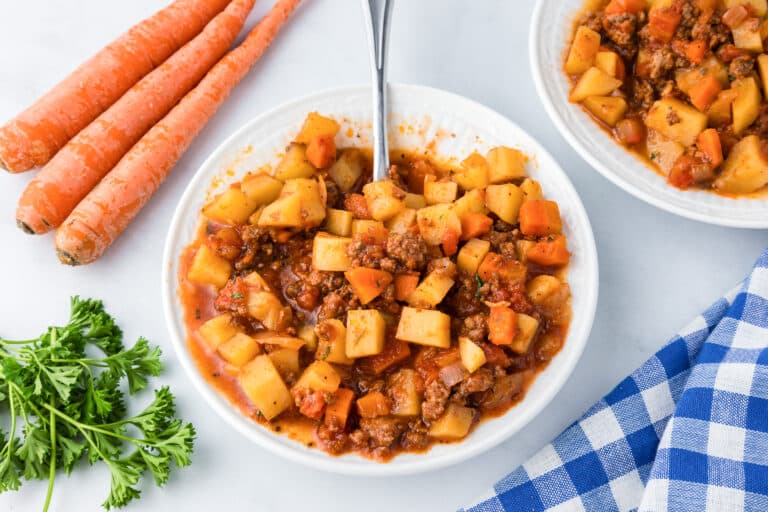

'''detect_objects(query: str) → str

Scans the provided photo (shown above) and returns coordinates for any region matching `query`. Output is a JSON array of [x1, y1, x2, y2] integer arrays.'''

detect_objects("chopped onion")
[[439, 362, 469, 388]]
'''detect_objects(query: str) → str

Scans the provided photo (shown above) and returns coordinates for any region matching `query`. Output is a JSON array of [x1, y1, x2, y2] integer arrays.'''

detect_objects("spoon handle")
[[361, 0, 394, 182]]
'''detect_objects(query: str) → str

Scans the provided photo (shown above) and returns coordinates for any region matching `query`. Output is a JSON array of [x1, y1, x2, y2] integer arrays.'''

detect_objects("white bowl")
[[161, 84, 598, 475], [530, 0, 768, 228]]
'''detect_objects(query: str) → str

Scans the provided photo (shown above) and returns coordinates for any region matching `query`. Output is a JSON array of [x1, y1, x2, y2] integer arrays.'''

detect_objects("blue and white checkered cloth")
[[462, 250, 768, 512]]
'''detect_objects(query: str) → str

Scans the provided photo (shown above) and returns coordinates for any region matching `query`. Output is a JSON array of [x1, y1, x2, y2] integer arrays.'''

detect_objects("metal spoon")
[[361, 0, 394, 182]]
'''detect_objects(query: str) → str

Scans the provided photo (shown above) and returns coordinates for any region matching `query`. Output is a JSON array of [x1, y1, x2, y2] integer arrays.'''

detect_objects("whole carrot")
[[16, 0, 255, 235], [0, 0, 232, 173], [55, 0, 301, 265]]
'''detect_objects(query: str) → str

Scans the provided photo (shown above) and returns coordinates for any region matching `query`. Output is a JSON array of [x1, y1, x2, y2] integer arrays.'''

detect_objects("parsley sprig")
[[0, 297, 195, 510]]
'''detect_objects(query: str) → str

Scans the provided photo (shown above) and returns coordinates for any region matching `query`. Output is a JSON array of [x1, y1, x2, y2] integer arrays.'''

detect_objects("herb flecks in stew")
[[179, 112, 572, 460], [567, 0, 768, 194]]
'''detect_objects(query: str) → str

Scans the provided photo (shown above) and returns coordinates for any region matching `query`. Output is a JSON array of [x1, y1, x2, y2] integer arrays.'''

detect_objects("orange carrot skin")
[[0, 0, 232, 173], [489, 306, 518, 345], [17, 0, 256, 235], [55, 0, 302, 265]]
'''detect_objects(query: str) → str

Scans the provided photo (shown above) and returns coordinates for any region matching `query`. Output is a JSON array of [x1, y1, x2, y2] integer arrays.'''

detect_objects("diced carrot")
[[526, 235, 571, 266], [394, 273, 420, 302], [688, 75, 722, 112], [603, 0, 625, 14], [519, 200, 562, 236], [460, 212, 493, 241], [685, 40, 708, 64], [717, 44, 745, 62], [356, 391, 392, 418], [696, 128, 723, 167], [605, 0, 646, 14], [325, 388, 355, 428], [364, 338, 411, 375], [343, 193, 373, 220], [488, 306, 518, 346], [649, 6, 682, 42], [345, 267, 393, 304], [305, 134, 336, 169], [441, 228, 460, 256], [299, 390, 326, 420], [477, 252, 527, 284]]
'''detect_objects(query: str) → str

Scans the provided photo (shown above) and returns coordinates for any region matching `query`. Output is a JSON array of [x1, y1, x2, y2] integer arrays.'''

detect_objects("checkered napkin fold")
[[462, 250, 768, 512]]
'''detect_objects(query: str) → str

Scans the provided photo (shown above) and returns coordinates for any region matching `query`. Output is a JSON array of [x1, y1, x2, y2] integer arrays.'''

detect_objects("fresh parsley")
[[0, 297, 195, 510]]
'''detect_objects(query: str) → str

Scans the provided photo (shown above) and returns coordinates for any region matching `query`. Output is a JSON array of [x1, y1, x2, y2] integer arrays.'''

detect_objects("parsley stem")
[[43, 399, 56, 512], [41, 403, 158, 449]]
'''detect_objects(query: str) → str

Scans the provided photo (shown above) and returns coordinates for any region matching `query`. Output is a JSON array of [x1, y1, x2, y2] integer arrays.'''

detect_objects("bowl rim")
[[161, 83, 599, 475], [529, 0, 768, 229]]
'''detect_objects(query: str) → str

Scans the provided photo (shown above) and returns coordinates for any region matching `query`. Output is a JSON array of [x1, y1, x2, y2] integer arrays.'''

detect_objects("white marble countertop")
[[1, 1, 767, 511]]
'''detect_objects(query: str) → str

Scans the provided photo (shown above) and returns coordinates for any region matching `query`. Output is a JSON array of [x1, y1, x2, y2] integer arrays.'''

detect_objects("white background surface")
[[0, 1, 766, 511]]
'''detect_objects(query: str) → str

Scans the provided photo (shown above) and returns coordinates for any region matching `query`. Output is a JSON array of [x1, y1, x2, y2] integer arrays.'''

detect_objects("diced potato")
[[713, 135, 768, 193], [298, 324, 318, 352], [351, 219, 388, 242], [247, 291, 290, 331], [248, 206, 264, 225], [457, 238, 491, 274], [385, 208, 417, 233], [732, 76, 761, 135], [583, 96, 628, 127], [312, 232, 352, 271], [459, 337, 487, 373], [708, 90, 736, 126], [346, 309, 386, 358], [428, 403, 474, 440], [526, 275, 563, 306], [565, 26, 601, 74], [675, 67, 703, 95], [417, 204, 462, 245], [294, 360, 341, 392], [328, 148, 364, 192], [732, 21, 763, 52], [241, 173, 284, 205], [595, 51, 623, 78], [453, 152, 490, 190], [516, 239, 536, 262], [486, 146, 527, 184], [187, 245, 231, 289], [510, 314, 540, 355], [274, 143, 315, 180], [396, 307, 451, 348], [258, 178, 326, 228], [387, 369, 422, 417], [645, 98, 707, 146], [239, 356, 292, 420], [724, 0, 767, 16], [520, 178, 543, 202], [646, 129, 685, 173], [404, 193, 427, 209], [198, 314, 240, 350], [324, 208, 353, 237], [218, 333, 261, 367], [758, 54, 768, 97], [570, 67, 622, 102], [252, 332, 306, 350], [424, 177, 458, 204], [295, 112, 340, 144], [452, 189, 488, 219], [363, 181, 406, 221], [268, 348, 300, 376], [203, 187, 260, 225], [243, 271, 271, 291], [485, 183, 524, 224], [701, 55, 730, 87], [315, 319, 353, 365], [408, 271, 455, 308]]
